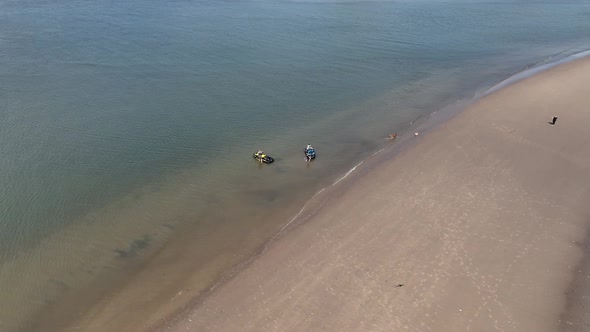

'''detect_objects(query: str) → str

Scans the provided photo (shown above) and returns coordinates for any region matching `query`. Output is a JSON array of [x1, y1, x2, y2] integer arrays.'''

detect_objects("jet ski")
[[304, 145, 316, 161], [253, 151, 274, 164]]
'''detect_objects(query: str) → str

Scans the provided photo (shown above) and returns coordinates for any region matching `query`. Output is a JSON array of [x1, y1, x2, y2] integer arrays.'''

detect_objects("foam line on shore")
[[485, 49, 590, 96], [268, 48, 590, 256], [333, 161, 363, 186], [163, 51, 590, 332], [156, 50, 590, 332]]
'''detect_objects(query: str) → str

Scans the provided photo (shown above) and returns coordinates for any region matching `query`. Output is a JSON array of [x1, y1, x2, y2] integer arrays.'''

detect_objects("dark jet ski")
[[253, 151, 274, 164]]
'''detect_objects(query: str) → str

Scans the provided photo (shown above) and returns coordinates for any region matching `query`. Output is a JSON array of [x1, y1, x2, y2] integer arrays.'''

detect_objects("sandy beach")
[[158, 55, 590, 332]]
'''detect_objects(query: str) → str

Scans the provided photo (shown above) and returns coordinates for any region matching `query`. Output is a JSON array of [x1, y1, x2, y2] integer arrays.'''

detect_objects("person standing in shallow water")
[[551, 116, 558, 125]]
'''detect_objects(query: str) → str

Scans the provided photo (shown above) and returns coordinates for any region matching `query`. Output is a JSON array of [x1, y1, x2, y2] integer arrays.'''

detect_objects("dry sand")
[[158, 55, 590, 332]]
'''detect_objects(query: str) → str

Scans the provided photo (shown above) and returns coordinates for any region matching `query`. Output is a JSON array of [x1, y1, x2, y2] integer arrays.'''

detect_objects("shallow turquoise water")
[[1, 0, 590, 330]]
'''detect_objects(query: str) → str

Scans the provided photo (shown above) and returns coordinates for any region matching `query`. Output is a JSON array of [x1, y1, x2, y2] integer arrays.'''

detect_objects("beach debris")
[[414, 132, 419, 136], [388, 133, 398, 140], [395, 284, 404, 288], [550, 116, 558, 125]]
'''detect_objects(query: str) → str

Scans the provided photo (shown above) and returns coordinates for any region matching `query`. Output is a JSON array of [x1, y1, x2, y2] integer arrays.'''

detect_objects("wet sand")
[[160, 55, 590, 331]]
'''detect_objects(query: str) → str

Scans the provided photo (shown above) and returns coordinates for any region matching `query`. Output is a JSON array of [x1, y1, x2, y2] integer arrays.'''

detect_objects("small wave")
[[276, 203, 308, 235], [371, 147, 387, 158], [333, 161, 363, 186], [485, 49, 590, 96], [279, 146, 388, 235], [273, 160, 366, 240]]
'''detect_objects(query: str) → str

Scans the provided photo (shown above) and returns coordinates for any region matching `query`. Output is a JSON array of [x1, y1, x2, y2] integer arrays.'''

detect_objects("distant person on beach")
[[551, 116, 558, 125]]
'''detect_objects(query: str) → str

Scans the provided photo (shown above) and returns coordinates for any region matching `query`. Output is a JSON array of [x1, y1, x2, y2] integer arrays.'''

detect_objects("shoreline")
[[19, 50, 590, 332], [160, 54, 590, 331], [151, 95, 481, 332], [4, 0, 590, 329]]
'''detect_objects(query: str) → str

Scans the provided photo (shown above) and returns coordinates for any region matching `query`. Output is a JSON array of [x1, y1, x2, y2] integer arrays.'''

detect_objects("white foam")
[[333, 161, 363, 186], [485, 50, 590, 96]]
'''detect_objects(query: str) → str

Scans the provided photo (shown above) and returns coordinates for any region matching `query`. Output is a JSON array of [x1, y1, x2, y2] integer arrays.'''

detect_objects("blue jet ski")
[[304, 145, 316, 161]]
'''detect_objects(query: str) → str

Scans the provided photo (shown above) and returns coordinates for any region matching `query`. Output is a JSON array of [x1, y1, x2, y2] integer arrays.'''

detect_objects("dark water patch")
[[244, 189, 281, 204], [162, 223, 175, 230], [48, 279, 69, 292], [113, 235, 152, 259], [272, 166, 290, 174]]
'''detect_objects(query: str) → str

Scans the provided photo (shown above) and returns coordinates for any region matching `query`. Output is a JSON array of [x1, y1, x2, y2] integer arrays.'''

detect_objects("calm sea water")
[[1, 0, 590, 330]]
